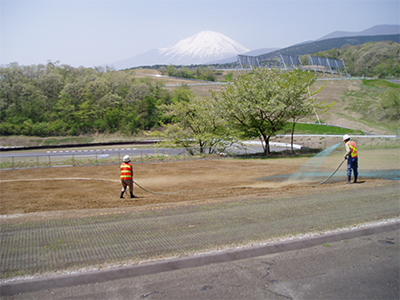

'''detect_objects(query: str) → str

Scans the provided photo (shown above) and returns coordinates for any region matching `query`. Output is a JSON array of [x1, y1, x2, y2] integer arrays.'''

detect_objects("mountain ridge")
[[256, 34, 400, 62], [111, 24, 400, 69], [316, 24, 400, 41]]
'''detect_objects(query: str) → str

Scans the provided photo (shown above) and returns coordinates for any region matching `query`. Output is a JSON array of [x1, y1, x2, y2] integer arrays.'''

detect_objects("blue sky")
[[1, 0, 399, 67]]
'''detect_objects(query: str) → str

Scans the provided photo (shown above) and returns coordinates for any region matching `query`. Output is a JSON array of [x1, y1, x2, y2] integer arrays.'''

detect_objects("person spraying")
[[343, 134, 358, 184], [120, 155, 137, 198]]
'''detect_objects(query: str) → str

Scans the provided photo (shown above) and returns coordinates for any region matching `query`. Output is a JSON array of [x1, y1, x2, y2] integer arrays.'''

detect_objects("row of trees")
[[131, 65, 221, 81], [161, 65, 219, 81], [0, 62, 172, 136]]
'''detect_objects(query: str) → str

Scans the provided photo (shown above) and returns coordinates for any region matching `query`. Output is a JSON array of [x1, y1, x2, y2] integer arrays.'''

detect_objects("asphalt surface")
[[1, 181, 399, 299]]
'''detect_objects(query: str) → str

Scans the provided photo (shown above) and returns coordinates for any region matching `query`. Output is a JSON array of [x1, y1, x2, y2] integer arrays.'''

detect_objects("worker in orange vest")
[[120, 155, 137, 198], [343, 134, 358, 184]]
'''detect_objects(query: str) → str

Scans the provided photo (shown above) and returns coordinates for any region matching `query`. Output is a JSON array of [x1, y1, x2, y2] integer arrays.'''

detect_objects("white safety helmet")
[[342, 134, 350, 141], [123, 155, 131, 162]]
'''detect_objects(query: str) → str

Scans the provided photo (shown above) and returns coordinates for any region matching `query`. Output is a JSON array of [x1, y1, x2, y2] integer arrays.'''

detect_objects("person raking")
[[343, 134, 358, 184], [120, 155, 137, 198]]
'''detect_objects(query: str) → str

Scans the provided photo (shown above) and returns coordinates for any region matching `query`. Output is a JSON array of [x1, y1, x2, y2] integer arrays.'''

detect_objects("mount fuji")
[[111, 31, 250, 70]]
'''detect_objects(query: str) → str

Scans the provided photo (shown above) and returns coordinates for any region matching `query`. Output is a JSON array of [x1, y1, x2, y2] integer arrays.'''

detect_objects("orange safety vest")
[[347, 141, 358, 158], [120, 162, 133, 180]]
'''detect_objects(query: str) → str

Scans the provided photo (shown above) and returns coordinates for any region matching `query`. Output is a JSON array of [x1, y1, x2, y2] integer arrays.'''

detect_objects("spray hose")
[[1, 159, 347, 198], [309, 158, 346, 187], [134, 159, 347, 194], [133, 180, 186, 195]]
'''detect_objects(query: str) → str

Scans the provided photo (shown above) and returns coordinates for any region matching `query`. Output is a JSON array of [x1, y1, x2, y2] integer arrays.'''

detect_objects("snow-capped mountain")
[[111, 31, 250, 70], [159, 31, 250, 63]]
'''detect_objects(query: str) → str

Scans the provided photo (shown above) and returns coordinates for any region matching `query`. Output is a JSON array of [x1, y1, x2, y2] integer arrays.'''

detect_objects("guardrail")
[[0, 140, 159, 152]]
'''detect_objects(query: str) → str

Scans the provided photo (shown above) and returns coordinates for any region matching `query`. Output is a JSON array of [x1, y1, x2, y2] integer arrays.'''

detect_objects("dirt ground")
[[1, 148, 398, 224], [0, 158, 300, 214]]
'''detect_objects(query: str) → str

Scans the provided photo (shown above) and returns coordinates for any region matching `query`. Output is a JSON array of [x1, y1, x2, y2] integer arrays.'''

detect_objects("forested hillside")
[[310, 41, 400, 77], [0, 63, 172, 136]]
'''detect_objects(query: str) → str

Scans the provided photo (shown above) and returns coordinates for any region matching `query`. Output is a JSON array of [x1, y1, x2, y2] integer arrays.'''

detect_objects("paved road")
[[0, 147, 184, 159], [0, 145, 281, 162], [387, 79, 400, 84]]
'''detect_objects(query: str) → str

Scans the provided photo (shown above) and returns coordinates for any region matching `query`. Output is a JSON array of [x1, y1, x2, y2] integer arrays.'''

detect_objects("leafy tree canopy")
[[0, 62, 171, 136], [153, 89, 234, 155], [212, 68, 324, 155]]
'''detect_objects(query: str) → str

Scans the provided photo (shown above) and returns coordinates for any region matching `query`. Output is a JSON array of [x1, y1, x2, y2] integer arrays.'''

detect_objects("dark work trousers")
[[347, 156, 358, 178]]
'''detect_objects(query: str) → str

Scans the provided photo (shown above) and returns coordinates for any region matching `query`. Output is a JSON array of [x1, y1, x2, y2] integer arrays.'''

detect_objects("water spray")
[[287, 142, 345, 186], [308, 158, 346, 187]]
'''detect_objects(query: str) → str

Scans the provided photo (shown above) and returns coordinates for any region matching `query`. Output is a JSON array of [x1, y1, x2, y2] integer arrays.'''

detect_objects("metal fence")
[[0, 149, 194, 170]]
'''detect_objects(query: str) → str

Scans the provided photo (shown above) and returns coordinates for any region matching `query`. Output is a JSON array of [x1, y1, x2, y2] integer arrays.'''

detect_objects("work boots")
[[353, 175, 358, 183], [120, 191, 137, 198], [347, 175, 352, 184]]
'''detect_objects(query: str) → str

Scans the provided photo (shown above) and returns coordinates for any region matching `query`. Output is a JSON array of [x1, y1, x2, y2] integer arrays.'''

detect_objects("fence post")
[[48, 155, 51, 167]]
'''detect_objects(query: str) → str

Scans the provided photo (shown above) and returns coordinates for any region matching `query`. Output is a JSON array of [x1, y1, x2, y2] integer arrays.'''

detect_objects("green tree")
[[212, 68, 287, 155], [381, 89, 400, 121], [0, 63, 27, 120], [157, 95, 232, 155], [280, 70, 327, 152], [171, 85, 194, 103], [213, 68, 323, 155]]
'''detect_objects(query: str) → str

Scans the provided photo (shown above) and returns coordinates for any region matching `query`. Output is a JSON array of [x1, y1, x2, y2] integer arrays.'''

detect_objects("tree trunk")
[[290, 121, 296, 154], [260, 134, 270, 157]]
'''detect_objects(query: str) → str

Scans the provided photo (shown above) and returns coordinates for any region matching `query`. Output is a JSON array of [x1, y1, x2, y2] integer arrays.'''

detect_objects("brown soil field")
[[1, 148, 398, 223], [0, 158, 300, 215]]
